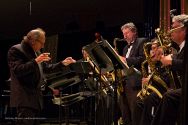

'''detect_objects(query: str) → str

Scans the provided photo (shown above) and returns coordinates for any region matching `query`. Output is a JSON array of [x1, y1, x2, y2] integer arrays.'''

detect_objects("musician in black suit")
[[118, 22, 147, 125], [7, 28, 76, 125], [151, 14, 188, 125], [132, 38, 175, 125]]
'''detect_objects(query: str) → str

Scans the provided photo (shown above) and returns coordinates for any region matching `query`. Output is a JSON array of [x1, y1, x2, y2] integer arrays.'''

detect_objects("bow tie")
[[127, 43, 133, 48]]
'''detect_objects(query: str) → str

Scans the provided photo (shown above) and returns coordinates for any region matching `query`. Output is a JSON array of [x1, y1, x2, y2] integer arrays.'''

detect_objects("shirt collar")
[[179, 40, 185, 53], [127, 40, 134, 47]]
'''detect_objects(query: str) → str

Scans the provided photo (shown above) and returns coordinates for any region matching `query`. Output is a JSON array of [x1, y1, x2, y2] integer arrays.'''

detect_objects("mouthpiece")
[[114, 38, 124, 41]]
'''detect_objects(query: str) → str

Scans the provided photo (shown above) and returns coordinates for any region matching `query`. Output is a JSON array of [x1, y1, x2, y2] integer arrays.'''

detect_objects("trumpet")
[[155, 24, 185, 48], [155, 27, 182, 89]]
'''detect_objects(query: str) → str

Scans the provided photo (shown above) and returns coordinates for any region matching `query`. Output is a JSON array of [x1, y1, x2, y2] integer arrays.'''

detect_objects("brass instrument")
[[86, 56, 114, 94], [155, 27, 182, 89], [155, 28, 175, 55], [113, 38, 131, 95], [155, 25, 184, 54], [113, 38, 124, 53], [113, 38, 119, 53], [137, 25, 185, 99], [137, 42, 153, 99], [84, 38, 141, 95], [137, 42, 168, 99]]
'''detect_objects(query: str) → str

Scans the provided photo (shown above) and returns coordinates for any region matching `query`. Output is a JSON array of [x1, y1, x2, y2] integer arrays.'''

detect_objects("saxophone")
[[113, 38, 128, 94], [137, 42, 168, 99]]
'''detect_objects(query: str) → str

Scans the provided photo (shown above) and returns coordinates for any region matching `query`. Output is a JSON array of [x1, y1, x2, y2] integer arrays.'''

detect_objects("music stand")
[[70, 61, 92, 74], [48, 76, 81, 90], [84, 40, 141, 125], [47, 61, 94, 125], [84, 41, 114, 74]]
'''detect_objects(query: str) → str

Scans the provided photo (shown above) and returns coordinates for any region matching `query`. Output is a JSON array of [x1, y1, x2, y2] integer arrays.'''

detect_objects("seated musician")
[[151, 14, 187, 125], [132, 38, 175, 125]]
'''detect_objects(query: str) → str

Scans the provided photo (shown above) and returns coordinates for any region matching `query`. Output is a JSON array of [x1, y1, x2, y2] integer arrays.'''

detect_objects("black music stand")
[[48, 61, 93, 125], [84, 40, 141, 125], [47, 74, 81, 125], [70, 61, 92, 75], [48, 76, 81, 90]]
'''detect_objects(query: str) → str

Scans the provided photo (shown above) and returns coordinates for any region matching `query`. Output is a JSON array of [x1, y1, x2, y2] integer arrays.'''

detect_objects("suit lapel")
[[123, 46, 129, 57], [129, 39, 137, 57], [177, 47, 184, 59]]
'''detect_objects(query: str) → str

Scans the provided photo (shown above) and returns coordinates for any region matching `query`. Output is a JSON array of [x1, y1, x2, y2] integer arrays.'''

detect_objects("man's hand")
[[142, 77, 150, 86], [160, 54, 173, 66], [119, 55, 126, 62], [61, 57, 76, 66], [35, 53, 51, 63], [52, 89, 60, 96]]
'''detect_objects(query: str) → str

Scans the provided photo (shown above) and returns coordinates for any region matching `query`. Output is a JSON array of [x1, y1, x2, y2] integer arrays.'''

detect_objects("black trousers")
[[132, 96, 144, 125], [151, 89, 181, 125], [95, 93, 114, 125], [118, 86, 141, 125], [132, 92, 161, 125], [15, 107, 40, 125]]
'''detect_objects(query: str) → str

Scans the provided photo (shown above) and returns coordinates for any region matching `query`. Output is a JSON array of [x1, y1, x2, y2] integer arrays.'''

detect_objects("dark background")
[[0, 0, 145, 36], [0, 0, 160, 85]]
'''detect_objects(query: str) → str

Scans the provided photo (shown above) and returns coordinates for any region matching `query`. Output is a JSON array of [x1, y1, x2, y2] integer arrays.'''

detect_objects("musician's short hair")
[[23, 28, 45, 44], [172, 14, 188, 25], [121, 22, 137, 33]]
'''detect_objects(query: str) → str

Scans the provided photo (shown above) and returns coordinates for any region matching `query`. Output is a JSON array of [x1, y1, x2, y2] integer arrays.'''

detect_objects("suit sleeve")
[[172, 57, 183, 72], [171, 49, 184, 72], [7, 46, 39, 78], [43, 62, 67, 73]]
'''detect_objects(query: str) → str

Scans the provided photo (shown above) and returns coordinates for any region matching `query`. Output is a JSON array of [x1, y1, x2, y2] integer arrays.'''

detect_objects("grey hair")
[[121, 22, 137, 33], [172, 14, 188, 25], [23, 28, 45, 44]]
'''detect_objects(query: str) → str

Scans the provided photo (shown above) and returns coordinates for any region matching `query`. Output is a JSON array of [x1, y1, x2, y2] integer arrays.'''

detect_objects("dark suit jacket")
[[122, 37, 147, 87], [172, 47, 184, 74], [7, 42, 64, 110], [171, 47, 185, 88]]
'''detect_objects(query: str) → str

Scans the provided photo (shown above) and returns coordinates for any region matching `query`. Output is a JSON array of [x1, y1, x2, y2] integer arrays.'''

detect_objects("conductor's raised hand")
[[35, 53, 51, 63], [61, 57, 76, 66]]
